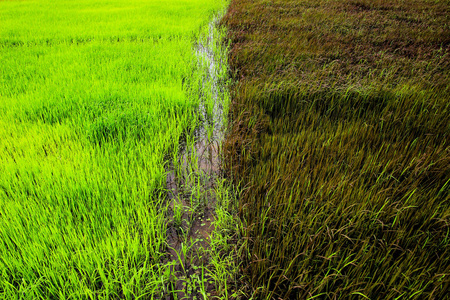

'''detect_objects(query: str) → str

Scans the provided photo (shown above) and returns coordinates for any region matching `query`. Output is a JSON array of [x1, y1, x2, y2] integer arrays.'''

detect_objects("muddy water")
[[163, 18, 227, 299]]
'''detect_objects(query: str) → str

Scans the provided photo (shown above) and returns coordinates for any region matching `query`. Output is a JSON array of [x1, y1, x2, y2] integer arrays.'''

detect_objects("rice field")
[[0, 0, 237, 298], [222, 0, 450, 299], [3, 0, 449, 299]]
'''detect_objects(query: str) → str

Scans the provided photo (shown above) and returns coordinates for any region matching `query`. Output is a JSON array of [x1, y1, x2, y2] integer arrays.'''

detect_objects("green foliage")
[[222, 0, 450, 298], [0, 0, 226, 298]]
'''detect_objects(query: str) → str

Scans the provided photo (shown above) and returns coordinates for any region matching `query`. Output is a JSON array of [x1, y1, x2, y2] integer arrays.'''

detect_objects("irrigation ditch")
[[163, 15, 238, 299]]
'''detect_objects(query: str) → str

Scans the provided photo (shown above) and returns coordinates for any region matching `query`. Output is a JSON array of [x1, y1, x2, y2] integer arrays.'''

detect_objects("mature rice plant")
[[222, 0, 449, 298], [0, 0, 228, 298]]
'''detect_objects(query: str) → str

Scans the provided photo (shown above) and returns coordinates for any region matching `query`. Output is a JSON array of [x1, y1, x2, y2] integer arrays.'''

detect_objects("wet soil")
[[162, 19, 226, 300]]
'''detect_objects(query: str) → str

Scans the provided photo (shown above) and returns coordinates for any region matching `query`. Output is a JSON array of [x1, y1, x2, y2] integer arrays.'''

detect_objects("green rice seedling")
[[0, 0, 231, 298], [173, 201, 185, 229]]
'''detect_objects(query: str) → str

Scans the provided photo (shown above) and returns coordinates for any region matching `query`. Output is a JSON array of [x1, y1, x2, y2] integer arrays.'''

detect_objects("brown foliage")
[[222, 0, 450, 298]]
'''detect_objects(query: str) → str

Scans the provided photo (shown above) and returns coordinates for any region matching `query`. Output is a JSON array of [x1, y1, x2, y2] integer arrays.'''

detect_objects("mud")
[[162, 17, 226, 300]]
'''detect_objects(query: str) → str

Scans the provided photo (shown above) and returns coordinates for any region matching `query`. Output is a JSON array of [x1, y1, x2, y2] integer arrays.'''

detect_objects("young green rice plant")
[[0, 0, 229, 298], [173, 201, 185, 229]]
